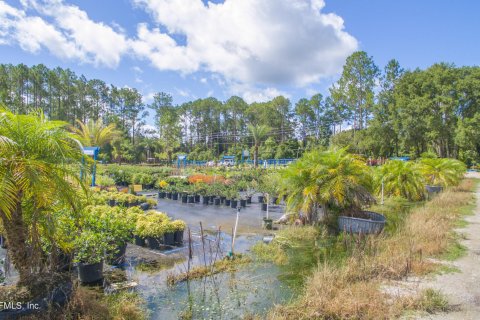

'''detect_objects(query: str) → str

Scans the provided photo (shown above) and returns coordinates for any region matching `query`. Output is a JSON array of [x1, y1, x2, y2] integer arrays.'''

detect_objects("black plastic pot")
[[158, 191, 166, 199], [225, 199, 231, 206], [108, 199, 116, 206], [78, 261, 104, 284], [202, 196, 210, 205], [174, 230, 184, 245], [188, 195, 195, 203], [240, 199, 247, 208], [261, 203, 268, 211], [195, 195, 200, 203], [0, 235, 7, 249], [147, 237, 163, 250], [166, 192, 172, 199], [140, 202, 150, 210], [182, 195, 188, 203], [246, 196, 252, 204], [172, 193, 179, 200], [262, 218, 273, 230], [134, 235, 145, 246], [214, 198, 221, 205], [220, 196, 226, 203], [107, 242, 127, 265], [163, 232, 175, 246], [231, 199, 238, 208], [258, 195, 264, 203], [272, 197, 278, 204]]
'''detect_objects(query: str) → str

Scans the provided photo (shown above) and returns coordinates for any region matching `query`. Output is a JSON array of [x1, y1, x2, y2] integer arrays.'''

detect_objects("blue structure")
[[177, 154, 187, 168], [389, 156, 410, 161], [244, 158, 295, 167], [81, 147, 100, 187], [221, 155, 236, 165]]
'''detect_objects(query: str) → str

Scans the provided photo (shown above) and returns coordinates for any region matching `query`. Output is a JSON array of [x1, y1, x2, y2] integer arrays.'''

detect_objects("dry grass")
[[16, 285, 147, 320], [268, 179, 477, 319], [166, 254, 251, 285]]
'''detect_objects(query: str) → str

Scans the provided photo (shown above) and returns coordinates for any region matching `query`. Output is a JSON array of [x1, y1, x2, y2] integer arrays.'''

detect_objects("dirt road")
[[416, 172, 480, 319]]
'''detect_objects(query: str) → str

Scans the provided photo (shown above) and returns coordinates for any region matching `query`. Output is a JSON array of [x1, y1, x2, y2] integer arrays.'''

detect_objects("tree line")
[[1, 51, 479, 165]]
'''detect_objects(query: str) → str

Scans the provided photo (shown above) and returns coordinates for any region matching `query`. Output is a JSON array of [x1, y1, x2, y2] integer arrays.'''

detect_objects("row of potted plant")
[[90, 190, 157, 208], [133, 211, 186, 249]]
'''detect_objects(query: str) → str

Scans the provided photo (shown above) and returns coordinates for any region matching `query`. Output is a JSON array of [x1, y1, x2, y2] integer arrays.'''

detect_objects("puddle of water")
[[143, 263, 293, 320]]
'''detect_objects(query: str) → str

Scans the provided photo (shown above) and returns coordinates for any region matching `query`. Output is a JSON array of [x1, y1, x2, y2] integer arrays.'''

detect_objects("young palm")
[[72, 118, 119, 147], [419, 158, 466, 187], [376, 160, 425, 201], [248, 124, 271, 167], [282, 148, 374, 224], [0, 108, 84, 286]]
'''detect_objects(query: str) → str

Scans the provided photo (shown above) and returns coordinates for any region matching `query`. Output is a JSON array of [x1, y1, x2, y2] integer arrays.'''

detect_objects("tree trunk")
[[254, 144, 259, 167], [0, 201, 33, 287]]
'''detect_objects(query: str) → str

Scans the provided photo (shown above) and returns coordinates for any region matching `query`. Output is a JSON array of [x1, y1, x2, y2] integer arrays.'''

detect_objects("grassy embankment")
[[256, 178, 477, 319]]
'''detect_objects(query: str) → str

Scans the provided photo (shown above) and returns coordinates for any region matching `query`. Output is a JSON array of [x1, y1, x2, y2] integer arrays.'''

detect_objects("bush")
[[135, 211, 170, 237]]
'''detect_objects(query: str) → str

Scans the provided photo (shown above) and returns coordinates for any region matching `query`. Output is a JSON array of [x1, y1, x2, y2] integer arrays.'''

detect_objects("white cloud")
[[0, 0, 128, 67], [175, 87, 190, 97], [0, 0, 357, 99], [132, 0, 357, 86], [230, 84, 291, 103]]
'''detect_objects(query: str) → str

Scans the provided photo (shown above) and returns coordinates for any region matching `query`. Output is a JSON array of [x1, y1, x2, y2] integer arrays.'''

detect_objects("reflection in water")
[[145, 263, 292, 320]]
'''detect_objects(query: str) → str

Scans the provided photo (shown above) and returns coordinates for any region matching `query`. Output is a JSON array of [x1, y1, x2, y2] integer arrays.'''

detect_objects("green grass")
[[441, 238, 467, 261], [434, 264, 461, 275], [369, 196, 421, 235], [415, 289, 450, 313]]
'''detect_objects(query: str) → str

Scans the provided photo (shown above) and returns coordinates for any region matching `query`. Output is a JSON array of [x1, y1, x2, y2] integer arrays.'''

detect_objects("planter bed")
[[338, 211, 386, 234]]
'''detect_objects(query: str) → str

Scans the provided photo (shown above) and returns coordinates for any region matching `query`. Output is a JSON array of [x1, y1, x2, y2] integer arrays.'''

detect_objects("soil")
[[412, 172, 480, 319]]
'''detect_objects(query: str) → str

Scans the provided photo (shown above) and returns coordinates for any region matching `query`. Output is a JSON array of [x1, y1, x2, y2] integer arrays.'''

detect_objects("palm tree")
[[376, 160, 425, 201], [419, 158, 466, 187], [282, 148, 374, 224], [248, 124, 271, 167], [0, 109, 84, 287], [71, 118, 119, 147]]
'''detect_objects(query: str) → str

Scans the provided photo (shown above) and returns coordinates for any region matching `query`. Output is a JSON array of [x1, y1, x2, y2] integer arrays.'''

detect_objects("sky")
[[0, 0, 479, 124]]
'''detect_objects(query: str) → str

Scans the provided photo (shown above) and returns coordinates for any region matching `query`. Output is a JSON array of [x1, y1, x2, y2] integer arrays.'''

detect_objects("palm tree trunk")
[[0, 200, 33, 286], [254, 144, 259, 167]]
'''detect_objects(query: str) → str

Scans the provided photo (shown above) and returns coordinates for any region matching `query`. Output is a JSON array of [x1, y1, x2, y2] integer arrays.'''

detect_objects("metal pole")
[[231, 207, 240, 256]]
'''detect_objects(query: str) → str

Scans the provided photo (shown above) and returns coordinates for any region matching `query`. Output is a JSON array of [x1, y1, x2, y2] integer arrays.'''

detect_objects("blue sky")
[[1, 0, 479, 125]]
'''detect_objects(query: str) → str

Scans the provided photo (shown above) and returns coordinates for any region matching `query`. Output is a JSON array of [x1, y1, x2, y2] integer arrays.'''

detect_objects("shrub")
[[135, 211, 170, 237], [376, 160, 425, 201], [171, 220, 186, 231], [74, 230, 110, 264]]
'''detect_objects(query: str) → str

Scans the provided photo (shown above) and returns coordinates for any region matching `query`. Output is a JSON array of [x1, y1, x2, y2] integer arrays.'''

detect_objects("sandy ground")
[[413, 171, 480, 319]]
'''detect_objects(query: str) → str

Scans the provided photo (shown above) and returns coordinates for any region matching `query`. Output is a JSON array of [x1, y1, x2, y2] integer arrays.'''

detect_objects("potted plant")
[[245, 180, 258, 204], [157, 180, 168, 199], [104, 211, 134, 266], [163, 221, 176, 246], [135, 212, 170, 250], [172, 220, 186, 245], [165, 184, 173, 199], [224, 188, 237, 208], [74, 230, 109, 284]]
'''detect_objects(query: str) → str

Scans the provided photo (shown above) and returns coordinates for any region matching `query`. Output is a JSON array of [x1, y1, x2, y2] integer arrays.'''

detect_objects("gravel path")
[[415, 172, 480, 320]]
